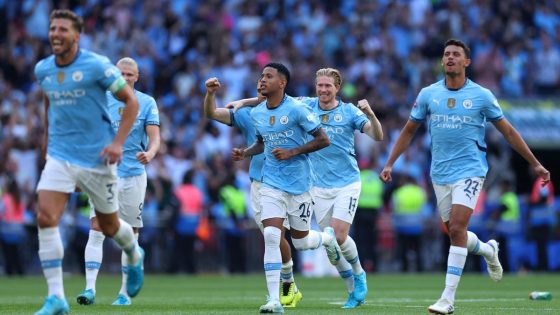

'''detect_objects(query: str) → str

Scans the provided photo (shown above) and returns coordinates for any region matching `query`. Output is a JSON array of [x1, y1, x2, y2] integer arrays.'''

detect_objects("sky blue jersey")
[[251, 95, 321, 195], [229, 107, 265, 182], [108, 90, 160, 178], [298, 97, 368, 188], [410, 79, 504, 184], [34, 49, 126, 168]]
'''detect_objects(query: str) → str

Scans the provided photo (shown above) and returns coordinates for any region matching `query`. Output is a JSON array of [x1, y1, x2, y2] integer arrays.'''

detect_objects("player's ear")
[[464, 58, 471, 67]]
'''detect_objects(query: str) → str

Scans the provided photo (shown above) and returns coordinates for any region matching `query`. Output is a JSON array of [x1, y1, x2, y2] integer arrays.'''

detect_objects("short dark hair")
[[263, 62, 290, 86], [50, 9, 83, 33], [444, 38, 471, 59]]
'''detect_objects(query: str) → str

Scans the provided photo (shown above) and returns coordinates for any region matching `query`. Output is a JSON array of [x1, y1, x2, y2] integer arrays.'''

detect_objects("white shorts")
[[251, 181, 290, 232], [312, 182, 361, 229], [37, 156, 118, 214], [90, 172, 147, 228], [259, 186, 313, 232], [433, 177, 484, 222]]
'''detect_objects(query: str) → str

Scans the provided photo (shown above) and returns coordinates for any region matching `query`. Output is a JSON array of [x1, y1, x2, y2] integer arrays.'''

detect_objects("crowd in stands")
[[0, 0, 559, 275]]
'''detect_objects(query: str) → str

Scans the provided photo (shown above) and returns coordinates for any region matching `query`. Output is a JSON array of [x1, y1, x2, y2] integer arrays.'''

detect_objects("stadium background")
[[0, 0, 559, 277]]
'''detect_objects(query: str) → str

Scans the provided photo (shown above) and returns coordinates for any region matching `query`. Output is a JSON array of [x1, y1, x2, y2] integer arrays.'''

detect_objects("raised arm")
[[379, 120, 421, 183], [357, 99, 383, 141], [492, 118, 550, 184], [204, 77, 232, 125]]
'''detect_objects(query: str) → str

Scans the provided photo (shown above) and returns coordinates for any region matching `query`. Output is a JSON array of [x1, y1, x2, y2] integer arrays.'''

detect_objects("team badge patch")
[[269, 116, 275, 126], [72, 71, 83, 82], [462, 99, 473, 109], [334, 114, 343, 122], [118, 107, 124, 116], [57, 71, 65, 84], [447, 98, 456, 109], [280, 115, 289, 124], [321, 114, 329, 123]]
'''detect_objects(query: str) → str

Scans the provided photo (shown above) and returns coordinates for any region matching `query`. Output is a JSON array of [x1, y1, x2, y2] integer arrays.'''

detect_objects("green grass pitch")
[[1, 273, 558, 314]]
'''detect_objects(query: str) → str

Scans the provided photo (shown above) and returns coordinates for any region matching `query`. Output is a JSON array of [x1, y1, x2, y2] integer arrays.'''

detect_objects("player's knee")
[[263, 226, 281, 247], [36, 209, 59, 228], [291, 236, 310, 251], [447, 223, 466, 242]]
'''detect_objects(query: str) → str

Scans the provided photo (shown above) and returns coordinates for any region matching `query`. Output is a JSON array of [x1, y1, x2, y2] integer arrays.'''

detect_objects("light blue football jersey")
[[299, 97, 368, 188], [34, 49, 126, 168], [251, 95, 321, 195], [410, 79, 504, 184], [230, 107, 265, 182], [108, 90, 160, 178]]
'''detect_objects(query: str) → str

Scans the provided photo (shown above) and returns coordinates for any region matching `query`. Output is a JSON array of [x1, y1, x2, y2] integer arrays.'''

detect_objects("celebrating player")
[[297, 68, 383, 308], [204, 78, 303, 307], [76, 57, 160, 306], [33, 9, 144, 315], [380, 38, 550, 315], [231, 63, 339, 314]]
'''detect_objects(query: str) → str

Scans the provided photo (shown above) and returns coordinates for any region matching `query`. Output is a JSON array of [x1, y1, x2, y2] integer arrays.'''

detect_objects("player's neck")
[[266, 92, 286, 109], [444, 75, 467, 90], [319, 99, 338, 110], [55, 45, 79, 67]]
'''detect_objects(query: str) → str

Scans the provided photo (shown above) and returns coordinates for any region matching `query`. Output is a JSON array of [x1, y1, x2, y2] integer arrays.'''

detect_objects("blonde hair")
[[315, 68, 342, 87], [116, 57, 139, 74]]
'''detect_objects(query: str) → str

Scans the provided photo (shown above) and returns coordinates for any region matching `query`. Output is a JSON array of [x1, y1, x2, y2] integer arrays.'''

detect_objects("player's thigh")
[[252, 181, 290, 232], [451, 177, 485, 210], [76, 163, 118, 214], [259, 186, 288, 223], [433, 183, 453, 222], [37, 156, 77, 194], [117, 173, 147, 228], [311, 186, 334, 230], [286, 191, 313, 232], [36, 157, 75, 224], [331, 181, 361, 225]]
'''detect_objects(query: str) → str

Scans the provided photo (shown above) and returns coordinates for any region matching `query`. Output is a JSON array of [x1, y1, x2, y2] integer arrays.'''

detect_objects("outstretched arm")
[[493, 118, 550, 184], [379, 120, 421, 183], [357, 99, 383, 141], [204, 77, 232, 125]]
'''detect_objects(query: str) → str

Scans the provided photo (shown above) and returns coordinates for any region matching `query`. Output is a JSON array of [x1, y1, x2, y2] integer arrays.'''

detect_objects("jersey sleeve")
[[299, 104, 321, 134], [296, 96, 316, 106], [232, 108, 250, 129], [480, 89, 504, 121], [250, 107, 261, 136], [351, 104, 369, 132], [145, 96, 160, 126], [410, 88, 429, 122], [95, 56, 126, 94]]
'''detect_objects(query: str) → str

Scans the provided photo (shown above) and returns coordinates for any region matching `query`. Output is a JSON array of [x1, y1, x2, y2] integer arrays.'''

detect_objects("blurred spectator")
[[391, 175, 427, 272], [169, 169, 204, 274], [527, 176, 555, 271], [0, 177, 26, 275]]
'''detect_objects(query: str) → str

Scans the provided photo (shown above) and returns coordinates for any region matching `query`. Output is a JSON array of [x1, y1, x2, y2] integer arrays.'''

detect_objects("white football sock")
[[466, 231, 494, 259], [263, 226, 282, 301], [84, 230, 105, 292], [119, 233, 138, 297], [38, 227, 65, 298], [441, 246, 467, 303], [281, 259, 294, 283], [112, 219, 139, 265], [340, 236, 364, 275]]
